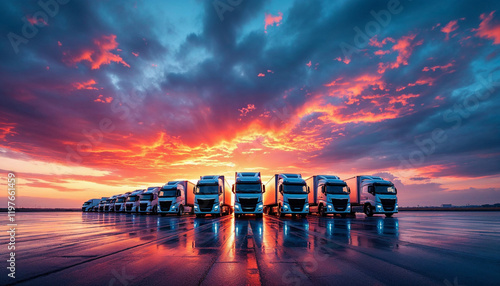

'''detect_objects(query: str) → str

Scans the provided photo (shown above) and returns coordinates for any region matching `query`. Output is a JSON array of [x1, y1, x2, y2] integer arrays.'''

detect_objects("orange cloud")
[[132, 52, 139, 57], [325, 74, 385, 104], [441, 20, 458, 40], [73, 79, 98, 90], [474, 11, 500, 44], [378, 34, 422, 74], [94, 94, 113, 103], [369, 36, 395, 47], [374, 50, 390, 56], [422, 61, 454, 72], [239, 104, 256, 117], [64, 34, 130, 69], [0, 121, 17, 141], [306, 61, 312, 67], [264, 12, 283, 32]]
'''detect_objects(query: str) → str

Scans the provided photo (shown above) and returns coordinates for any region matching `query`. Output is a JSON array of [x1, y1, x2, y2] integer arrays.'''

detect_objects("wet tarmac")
[[2, 211, 500, 285]]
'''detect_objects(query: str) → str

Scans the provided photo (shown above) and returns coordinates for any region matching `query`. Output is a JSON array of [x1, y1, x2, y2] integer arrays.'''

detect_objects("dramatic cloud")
[[474, 11, 500, 44]]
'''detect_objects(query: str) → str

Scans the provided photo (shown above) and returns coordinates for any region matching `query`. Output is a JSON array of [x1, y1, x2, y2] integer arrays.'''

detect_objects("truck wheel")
[[177, 205, 184, 216], [364, 204, 374, 217], [385, 213, 393, 218], [319, 205, 327, 217]]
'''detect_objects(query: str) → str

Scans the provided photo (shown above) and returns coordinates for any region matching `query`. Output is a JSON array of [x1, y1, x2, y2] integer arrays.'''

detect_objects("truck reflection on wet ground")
[[4, 212, 500, 286]]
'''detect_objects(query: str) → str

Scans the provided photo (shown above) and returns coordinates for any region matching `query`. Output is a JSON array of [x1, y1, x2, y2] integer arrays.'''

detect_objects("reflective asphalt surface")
[[2, 211, 500, 286]]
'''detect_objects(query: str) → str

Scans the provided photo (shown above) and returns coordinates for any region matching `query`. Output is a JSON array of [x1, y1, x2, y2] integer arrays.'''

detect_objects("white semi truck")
[[344, 175, 398, 217], [193, 175, 232, 218], [98, 197, 108, 212], [125, 189, 145, 213], [264, 174, 309, 217], [158, 180, 195, 216], [232, 172, 265, 218], [306, 175, 351, 217], [138, 186, 161, 214], [114, 192, 132, 212], [82, 199, 100, 212], [105, 195, 120, 212]]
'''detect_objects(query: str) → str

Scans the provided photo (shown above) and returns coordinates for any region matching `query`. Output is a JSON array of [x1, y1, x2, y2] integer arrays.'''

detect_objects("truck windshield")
[[236, 183, 261, 193], [326, 184, 349, 194], [374, 185, 396, 194], [159, 189, 177, 197], [83, 202, 90, 205], [117, 197, 125, 203], [141, 194, 153, 201], [128, 196, 139, 202], [195, 185, 219, 194], [283, 184, 307, 194]]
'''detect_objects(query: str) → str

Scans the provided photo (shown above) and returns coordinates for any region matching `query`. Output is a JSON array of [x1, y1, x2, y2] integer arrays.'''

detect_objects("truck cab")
[[265, 174, 310, 217], [106, 195, 120, 212], [158, 181, 195, 216], [125, 189, 145, 213], [360, 176, 398, 217], [114, 192, 132, 212], [346, 175, 398, 217], [193, 175, 231, 218], [98, 197, 108, 212], [233, 172, 265, 218], [307, 175, 351, 217], [138, 187, 161, 214], [82, 199, 99, 212]]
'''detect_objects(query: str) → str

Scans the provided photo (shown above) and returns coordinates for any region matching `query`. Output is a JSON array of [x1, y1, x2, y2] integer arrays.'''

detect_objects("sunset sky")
[[1, 0, 500, 208]]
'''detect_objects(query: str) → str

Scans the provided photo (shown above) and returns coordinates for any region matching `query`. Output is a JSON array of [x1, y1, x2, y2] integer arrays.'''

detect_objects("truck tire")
[[385, 213, 393, 217], [177, 205, 184, 216], [364, 204, 374, 217], [319, 205, 327, 217]]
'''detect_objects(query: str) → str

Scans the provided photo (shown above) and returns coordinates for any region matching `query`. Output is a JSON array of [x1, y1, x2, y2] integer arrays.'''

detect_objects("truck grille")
[[82, 207, 86, 211], [126, 204, 132, 211], [140, 203, 148, 211], [288, 199, 305, 212], [380, 199, 396, 211], [331, 199, 348, 211], [197, 199, 215, 212], [99, 206, 104, 211], [159, 201, 172, 211], [239, 198, 258, 212], [104, 206, 109, 212]]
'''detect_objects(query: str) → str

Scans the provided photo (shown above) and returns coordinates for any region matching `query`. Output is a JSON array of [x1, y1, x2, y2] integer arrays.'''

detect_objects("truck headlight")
[[395, 204, 398, 210], [327, 204, 333, 209], [214, 205, 219, 210], [283, 204, 289, 210], [171, 205, 176, 210], [305, 204, 309, 210], [347, 204, 351, 211], [376, 204, 382, 210], [235, 205, 240, 210], [257, 203, 263, 209], [194, 205, 199, 210]]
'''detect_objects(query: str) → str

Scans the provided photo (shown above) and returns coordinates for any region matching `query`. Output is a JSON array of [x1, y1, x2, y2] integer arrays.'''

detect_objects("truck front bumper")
[[193, 203, 219, 214], [373, 203, 398, 214], [325, 203, 352, 214], [281, 202, 309, 214], [234, 202, 263, 214]]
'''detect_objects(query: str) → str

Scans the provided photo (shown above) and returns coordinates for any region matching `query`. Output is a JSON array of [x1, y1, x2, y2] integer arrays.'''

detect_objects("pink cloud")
[[264, 12, 283, 33], [258, 73, 265, 77], [473, 11, 500, 44], [378, 34, 422, 74], [238, 104, 256, 116], [73, 79, 98, 90], [64, 35, 130, 70], [422, 61, 454, 72], [441, 20, 459, 40]]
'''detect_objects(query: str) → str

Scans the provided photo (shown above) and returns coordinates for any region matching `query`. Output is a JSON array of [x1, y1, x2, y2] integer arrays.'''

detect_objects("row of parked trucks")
[[82, 173, 398, 218]]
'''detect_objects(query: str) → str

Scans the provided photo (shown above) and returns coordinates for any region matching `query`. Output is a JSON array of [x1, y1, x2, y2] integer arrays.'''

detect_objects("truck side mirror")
[[262, 185, 265, 193], [348, 187, 351, 194], [395, 188, 398, 194], [232, 185, 235, 194], [193, 187, 196, 194], [177, 190, 181, 197], [219, 186, 223, 194], [307, 186, 310, 194], [321, 186, 325, 193], [368, 186, 374, 194], [279, 185, 283, 193]]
